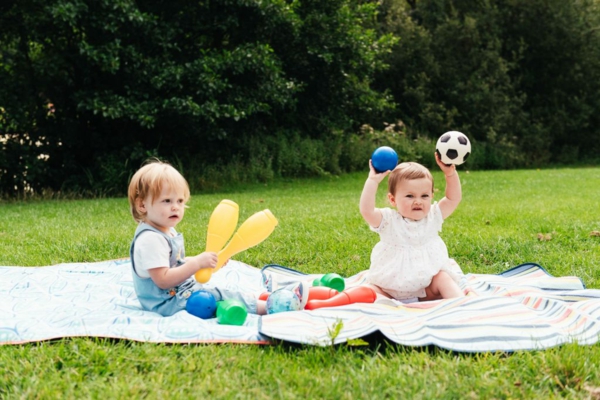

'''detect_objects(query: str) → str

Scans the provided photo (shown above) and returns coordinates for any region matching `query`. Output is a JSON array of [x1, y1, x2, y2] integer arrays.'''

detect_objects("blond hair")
[[128, 160, 190, 222], [387, 162, 434, 195]]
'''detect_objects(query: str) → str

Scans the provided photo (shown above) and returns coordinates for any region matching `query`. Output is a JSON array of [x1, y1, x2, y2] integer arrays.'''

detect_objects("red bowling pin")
[[305, 286, 377, 310]]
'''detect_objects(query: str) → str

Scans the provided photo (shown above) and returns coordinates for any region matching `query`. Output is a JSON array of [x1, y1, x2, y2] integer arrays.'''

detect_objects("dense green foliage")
[[0, 0, 394, 195], [375, 0, 600, 169], [1, 0, 599, 196]]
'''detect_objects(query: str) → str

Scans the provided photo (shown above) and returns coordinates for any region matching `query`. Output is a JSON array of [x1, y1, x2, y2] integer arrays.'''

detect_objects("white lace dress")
[[366, 203, 462, 300]]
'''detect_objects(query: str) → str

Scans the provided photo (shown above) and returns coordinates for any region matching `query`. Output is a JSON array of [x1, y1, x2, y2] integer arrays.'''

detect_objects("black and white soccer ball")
[[435, 131, 471, 165]]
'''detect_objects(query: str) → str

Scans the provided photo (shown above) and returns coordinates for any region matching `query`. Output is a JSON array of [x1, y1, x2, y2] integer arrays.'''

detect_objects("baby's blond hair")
[[128, 160, 190, 222], [387, 162, 434, 195]]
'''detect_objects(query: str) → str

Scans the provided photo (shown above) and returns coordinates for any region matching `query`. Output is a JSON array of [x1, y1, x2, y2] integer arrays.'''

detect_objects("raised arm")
[[435, 153, 462, 219], [359, 160, 390, 228]]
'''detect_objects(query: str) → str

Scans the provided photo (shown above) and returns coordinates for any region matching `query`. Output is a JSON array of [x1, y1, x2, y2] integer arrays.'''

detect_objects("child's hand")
[[435, 152, 456, 177], [367, 160, 391, 183], [196, 251, 218, 270]]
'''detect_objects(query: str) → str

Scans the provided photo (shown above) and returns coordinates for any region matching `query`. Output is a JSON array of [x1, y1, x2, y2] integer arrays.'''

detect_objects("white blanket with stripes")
[[2, 260, 599, 352], [261, 262, 600, 351]]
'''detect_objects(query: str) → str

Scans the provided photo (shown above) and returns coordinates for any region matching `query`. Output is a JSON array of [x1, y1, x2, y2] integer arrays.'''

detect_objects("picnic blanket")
[[0, 259, 268, 344], [2, 259, 600, 352], [262, 263, 600, 351]]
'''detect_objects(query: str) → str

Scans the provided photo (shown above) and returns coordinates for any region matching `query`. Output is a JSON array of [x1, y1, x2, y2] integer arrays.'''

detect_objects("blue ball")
[[186, 290, 217, 319], [371, 146, 398, 172]]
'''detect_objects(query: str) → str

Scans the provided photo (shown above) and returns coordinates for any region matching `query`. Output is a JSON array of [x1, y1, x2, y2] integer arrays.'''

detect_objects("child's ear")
[[387, 193, 396, 206], [135, 198, 147, 215]]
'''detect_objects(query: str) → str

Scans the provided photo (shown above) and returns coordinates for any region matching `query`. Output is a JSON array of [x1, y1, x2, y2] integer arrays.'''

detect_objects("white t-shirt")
[[132, 230, 172, 279]]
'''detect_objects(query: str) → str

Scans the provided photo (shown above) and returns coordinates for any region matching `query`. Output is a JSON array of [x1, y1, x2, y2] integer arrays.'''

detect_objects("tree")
[[500, 0, 600, 164], [0, 0, 394, 195], [374, 0, 600, 168]]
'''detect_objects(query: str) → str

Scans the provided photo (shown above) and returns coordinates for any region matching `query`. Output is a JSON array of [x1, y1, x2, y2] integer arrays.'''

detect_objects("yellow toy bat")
[[194, 200, 278, 283]]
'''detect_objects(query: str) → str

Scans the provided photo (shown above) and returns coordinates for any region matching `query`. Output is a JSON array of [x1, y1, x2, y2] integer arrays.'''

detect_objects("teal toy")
[[312, 273, 345, 292]]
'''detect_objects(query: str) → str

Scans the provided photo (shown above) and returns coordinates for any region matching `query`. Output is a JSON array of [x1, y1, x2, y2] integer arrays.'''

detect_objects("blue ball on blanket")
[[186, 290, 217, 319]]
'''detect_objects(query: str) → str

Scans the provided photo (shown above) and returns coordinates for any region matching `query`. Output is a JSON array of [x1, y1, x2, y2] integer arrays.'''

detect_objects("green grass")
[[1, 167, 600, 399]]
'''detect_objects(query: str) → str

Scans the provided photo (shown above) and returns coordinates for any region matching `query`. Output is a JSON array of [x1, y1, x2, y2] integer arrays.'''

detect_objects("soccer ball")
[[435, 131, 471, 165]]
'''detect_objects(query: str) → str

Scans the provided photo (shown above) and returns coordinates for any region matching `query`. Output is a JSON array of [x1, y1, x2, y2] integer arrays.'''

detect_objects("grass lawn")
[[1, 167, 600, 398]]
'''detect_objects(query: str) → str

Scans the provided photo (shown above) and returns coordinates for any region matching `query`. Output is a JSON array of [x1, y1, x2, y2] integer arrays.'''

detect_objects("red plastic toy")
[[305, 286, 377, 310], [306, 286, 339, 300]]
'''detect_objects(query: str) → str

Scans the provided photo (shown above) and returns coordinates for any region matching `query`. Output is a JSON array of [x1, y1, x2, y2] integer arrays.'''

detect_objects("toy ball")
[[436, 131, 471, 165], [371, 146, 399, 173], [186, 290, 217, 319], [266, 288, 302, 314]]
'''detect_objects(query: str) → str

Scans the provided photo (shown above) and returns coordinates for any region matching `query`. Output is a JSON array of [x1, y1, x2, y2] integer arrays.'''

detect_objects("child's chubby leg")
[[256, 300, 266, 315], [365, 283, 394, 301], [365, 283, 422, 306], [422, 270, 465, 301], [205, 283, 365, 315]]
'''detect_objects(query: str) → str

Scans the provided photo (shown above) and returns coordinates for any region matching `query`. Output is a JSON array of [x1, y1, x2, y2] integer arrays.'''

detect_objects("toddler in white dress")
[[359, 153, 465, 301]]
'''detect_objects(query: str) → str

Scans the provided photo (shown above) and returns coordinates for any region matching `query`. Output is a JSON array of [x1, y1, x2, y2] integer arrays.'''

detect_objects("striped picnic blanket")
[[259, 263, 600, 352], [2, 259, 599, 352]]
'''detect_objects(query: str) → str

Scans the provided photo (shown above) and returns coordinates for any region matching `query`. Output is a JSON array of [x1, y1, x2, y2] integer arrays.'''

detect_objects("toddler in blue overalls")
[[127, 160, 301, 317]]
